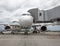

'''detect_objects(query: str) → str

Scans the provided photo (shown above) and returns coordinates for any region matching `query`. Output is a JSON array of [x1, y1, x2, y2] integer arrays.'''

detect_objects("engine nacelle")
[[41, 26, 47, 31], [5, 25, 11, 31]]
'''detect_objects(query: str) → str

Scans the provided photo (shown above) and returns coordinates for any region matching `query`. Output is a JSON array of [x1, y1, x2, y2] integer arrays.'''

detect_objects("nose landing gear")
[[33, 31, 37, 34]]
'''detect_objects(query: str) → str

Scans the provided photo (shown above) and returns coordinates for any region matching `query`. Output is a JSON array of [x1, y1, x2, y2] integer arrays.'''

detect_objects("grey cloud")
[[0, 0, 60, 24], [0, 0, 60, 11], [0, 0, 25, 12]]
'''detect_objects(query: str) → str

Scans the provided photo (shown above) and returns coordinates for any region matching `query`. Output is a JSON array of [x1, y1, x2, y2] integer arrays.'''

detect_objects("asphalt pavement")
[[0, 32, 60, 46]]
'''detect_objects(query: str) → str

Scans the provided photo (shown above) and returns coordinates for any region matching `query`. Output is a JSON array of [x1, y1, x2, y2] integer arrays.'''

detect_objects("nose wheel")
[[11, 31, 14, 34], [0, 31, 4, 34], [24, 32, 28, 35], [33, 31, 37, 34]]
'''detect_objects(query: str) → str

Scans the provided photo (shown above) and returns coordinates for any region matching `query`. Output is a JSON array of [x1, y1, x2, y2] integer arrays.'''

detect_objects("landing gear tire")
[[11, 31, 14, 34], [0, 31, 4, 34], [33, 31, 37, 34], [24, 32, 28, 35]]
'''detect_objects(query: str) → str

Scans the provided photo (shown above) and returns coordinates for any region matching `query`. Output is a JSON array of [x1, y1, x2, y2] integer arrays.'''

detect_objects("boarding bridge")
[[28, 6, 60, 25]]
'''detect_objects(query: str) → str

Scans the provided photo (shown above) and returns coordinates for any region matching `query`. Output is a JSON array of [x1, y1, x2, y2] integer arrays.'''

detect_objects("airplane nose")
[[19, 16, 33, 27]]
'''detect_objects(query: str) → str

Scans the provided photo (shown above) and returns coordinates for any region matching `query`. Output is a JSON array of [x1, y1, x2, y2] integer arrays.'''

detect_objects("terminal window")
[[39, 13, 42, 16]]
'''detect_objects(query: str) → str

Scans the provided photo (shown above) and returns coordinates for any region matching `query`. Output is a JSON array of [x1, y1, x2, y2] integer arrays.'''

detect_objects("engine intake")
[[41, 26, 47, 31]]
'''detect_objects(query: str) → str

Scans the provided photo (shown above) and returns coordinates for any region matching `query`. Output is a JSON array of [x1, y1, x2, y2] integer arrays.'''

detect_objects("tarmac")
[[0, 32, 60, 46]]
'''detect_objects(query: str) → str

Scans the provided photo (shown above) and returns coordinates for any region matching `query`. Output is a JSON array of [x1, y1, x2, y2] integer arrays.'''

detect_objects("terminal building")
[[28, 6, 60, 24]]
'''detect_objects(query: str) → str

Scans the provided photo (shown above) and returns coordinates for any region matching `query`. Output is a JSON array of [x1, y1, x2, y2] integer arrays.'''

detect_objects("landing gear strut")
[[33, 31, 37, 34], [33, 26, 37, 34], [0, 31, 4, 34], [24, 32, 28, 35], [11, 31, 14, 34]]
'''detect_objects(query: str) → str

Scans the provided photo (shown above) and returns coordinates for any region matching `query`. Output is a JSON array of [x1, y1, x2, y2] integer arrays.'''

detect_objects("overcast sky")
[[0, 0, 60, 24]]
